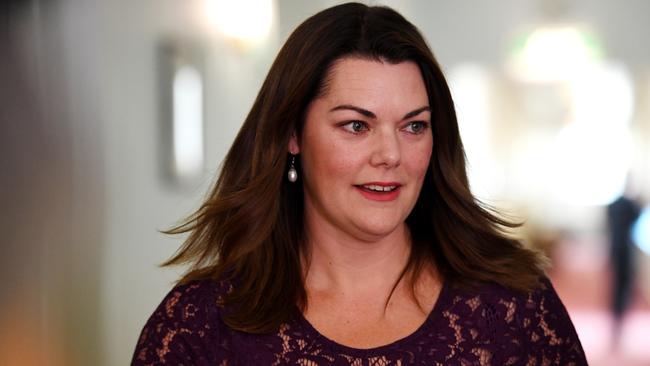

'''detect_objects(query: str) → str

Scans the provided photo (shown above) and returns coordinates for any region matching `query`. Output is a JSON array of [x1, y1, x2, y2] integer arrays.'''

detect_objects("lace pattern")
[[131, 277, 587, 365]]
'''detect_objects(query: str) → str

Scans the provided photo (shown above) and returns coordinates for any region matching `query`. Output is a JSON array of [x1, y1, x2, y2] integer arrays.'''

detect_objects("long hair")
[[163, 2, 547, 333]]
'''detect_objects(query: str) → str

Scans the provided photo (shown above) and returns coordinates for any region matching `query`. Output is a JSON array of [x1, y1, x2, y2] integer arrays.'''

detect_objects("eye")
[[403, 121, 429, 134], [341, 120, 369, 134]]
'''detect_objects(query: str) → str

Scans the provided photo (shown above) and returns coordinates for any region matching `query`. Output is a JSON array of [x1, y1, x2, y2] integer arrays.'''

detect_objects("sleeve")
[[130, 281, 233, 366], [519, 277, 588, 366]]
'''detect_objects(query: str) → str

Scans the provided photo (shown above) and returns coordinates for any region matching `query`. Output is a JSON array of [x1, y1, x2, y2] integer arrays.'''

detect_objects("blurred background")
[[1, 0, 649, 365]]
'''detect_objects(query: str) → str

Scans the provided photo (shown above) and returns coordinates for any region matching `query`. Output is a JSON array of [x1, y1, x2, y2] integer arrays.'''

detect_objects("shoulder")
[[515, 277, 588, 364], [439, 276, 587, 365], [445, 276, 574, 326], [131, 278, 234, 365]]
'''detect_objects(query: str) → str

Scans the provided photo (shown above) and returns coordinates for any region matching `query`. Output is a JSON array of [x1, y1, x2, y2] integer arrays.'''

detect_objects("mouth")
[[357, 183, 400, 192], [354, 182, 402, 201]]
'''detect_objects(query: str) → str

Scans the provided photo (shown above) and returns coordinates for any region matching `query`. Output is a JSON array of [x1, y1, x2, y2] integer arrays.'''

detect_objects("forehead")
[[320, 57, 428, 103]]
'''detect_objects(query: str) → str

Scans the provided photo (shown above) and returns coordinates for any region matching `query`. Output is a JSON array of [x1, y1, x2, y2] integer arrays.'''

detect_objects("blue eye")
[[404, 121, 429, 134], [342, 120, 369, 133]]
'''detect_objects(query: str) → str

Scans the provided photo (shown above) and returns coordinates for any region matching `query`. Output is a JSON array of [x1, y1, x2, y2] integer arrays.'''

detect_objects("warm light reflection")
[[570, 62, 634, 123], [173, 66, 204, 180], [552, 121, 631, 205], [509, 26, 601, 83], [204, 0, 273, 43], [448, 64, 498, 199], [550, 62, 634, 206]]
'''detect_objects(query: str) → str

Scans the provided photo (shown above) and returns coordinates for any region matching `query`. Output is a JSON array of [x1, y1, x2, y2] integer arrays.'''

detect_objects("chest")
[[302, 290, 436, 349], [234, 304, 524, 366]]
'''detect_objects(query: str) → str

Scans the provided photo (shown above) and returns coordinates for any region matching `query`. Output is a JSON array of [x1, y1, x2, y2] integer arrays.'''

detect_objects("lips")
[[354, 182, 402, 201]]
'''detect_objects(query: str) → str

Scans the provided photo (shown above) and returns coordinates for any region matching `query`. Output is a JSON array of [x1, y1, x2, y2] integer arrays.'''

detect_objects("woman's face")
[[290, 57, 433, 242]]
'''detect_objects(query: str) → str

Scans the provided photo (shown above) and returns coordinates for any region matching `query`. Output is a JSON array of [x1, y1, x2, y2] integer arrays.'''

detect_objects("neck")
[[302, 220, 412, 296]]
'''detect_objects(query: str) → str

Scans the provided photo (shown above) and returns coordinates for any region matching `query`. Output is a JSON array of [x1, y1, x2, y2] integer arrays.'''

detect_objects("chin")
[[354, 220, 403, 240]]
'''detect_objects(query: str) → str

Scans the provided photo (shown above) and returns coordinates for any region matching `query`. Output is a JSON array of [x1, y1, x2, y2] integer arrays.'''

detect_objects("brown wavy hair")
[[163, 2, 547, 333]]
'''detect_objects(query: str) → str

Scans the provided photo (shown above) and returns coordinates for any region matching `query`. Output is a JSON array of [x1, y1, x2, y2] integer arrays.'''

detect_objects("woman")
[[132, 3, 587, 365]]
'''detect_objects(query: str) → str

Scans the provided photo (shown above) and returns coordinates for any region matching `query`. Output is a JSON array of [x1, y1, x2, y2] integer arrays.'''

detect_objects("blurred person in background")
[[132, 3, 587, 365], [606, 190, 641, 349]]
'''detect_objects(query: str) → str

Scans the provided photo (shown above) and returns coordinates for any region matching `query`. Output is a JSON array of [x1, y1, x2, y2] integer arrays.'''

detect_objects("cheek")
[[407, 143, 433, 179], [302, 132, 359, 183], [318, 143, 360, 180]]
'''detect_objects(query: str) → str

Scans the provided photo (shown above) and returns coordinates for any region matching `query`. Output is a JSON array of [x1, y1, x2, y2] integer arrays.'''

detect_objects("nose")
[[369, 128, 401, 168]]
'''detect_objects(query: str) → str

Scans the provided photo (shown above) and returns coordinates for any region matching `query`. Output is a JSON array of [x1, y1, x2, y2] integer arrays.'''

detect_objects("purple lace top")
[[131, 277, 587, 365]]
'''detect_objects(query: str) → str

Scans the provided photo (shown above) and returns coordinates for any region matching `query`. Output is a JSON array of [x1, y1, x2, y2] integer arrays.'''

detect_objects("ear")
[[288, 131, 300, 155]]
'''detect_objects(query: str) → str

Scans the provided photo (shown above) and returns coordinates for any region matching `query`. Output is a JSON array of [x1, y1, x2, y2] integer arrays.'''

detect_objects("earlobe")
[[288, 132, 300, 155]]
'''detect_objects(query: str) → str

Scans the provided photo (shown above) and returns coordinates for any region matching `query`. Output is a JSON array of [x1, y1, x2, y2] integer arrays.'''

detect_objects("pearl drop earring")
[[288, 155, 298, 182]]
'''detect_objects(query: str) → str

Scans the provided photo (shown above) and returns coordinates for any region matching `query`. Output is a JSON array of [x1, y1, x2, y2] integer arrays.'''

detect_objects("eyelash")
[[340, 120, 430, 135]]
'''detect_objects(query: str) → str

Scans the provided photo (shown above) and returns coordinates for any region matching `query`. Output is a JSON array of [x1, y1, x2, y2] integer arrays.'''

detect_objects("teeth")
[[363, 184, 397, 192]]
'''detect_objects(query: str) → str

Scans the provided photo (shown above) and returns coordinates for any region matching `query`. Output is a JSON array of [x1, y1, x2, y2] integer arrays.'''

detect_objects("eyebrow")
[[329, 104, 431, 120]]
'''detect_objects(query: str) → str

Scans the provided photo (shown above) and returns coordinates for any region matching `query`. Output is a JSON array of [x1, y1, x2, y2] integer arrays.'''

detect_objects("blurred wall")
[[76, 1, 280, 365], [1, 1, 103, 365]]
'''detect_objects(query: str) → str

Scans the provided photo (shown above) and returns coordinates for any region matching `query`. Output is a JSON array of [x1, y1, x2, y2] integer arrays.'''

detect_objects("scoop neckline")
[[294, 279, 450, 357]]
